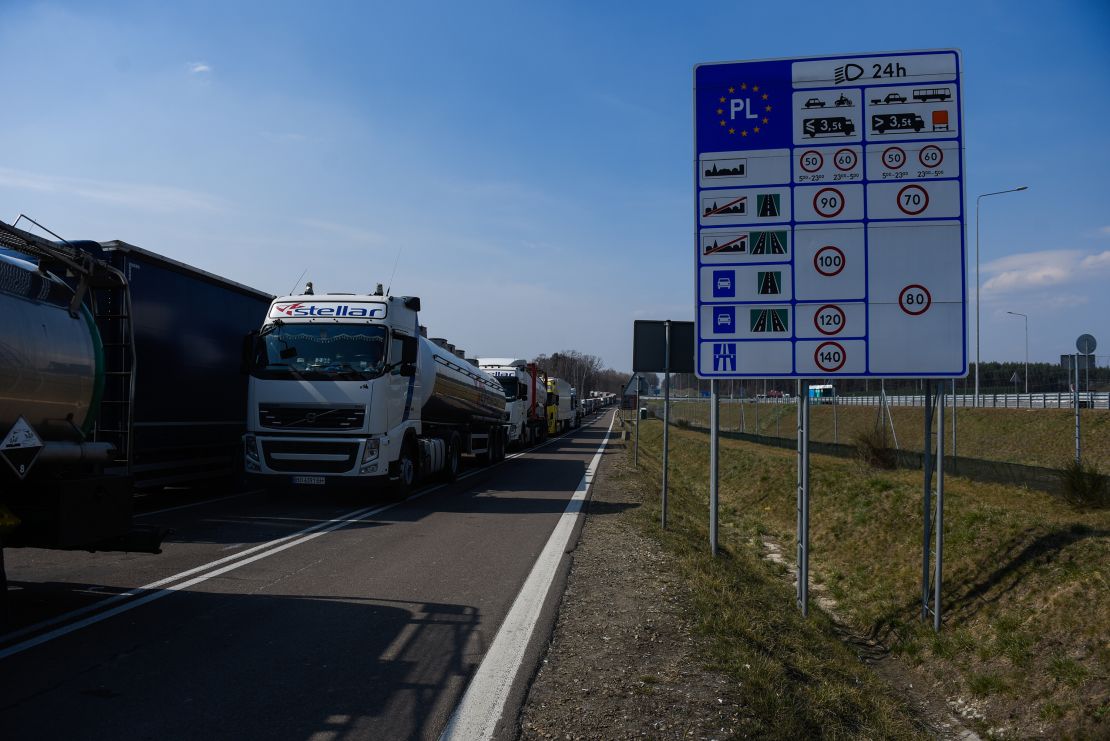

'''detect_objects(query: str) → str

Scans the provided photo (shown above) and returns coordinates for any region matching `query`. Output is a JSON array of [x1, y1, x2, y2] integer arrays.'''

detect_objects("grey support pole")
[[922, 384, 934, 622], [934, 382, 946, 632], [796, 380, 810, 616], [634, 375, 640, 467], [709, 379, 719, 556], [1075, 353, 1081, 465], [662, 320, 671, 529]]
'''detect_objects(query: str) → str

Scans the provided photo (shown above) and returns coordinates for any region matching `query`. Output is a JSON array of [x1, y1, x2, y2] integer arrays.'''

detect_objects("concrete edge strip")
[[0, 415, 601, 655], [439, 410, 616, 741]]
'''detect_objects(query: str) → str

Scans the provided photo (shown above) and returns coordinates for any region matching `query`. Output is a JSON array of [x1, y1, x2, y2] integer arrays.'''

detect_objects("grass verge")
[[652, 401, 1110, 470], [626, 417, 1110, 738], [613, 426, 930, 738]]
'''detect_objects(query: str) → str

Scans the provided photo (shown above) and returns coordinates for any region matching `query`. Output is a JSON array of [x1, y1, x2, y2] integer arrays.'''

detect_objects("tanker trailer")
[[0, 222, 144, 556], [244, 287, 511, 495]]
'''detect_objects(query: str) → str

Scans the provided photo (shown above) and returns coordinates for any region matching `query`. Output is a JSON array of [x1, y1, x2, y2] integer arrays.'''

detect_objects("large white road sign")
[[694, 50, 967, 378]]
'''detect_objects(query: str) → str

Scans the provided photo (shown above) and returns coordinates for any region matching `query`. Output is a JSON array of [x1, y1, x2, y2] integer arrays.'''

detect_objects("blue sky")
[[1, 1, 1107, 370]]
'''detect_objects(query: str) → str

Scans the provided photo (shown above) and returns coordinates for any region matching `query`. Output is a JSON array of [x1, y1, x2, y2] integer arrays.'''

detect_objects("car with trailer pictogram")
[[870, 92, 907, 105]]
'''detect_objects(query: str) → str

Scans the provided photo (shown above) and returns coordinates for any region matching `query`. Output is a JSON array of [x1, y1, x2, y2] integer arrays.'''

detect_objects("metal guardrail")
[[641, 392, 1109, 409]]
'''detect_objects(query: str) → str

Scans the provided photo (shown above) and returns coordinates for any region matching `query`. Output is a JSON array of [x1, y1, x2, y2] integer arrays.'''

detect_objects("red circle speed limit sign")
[[812, 187, 845, 218], [799, 149, 823, 173], [898, 284, 932, 315], [918, 144, 943, 168], [814, 341, 846, 372], [896, 184, 929, 215], [813, 245, 845, 276], [882, 146, 906, 169], [814, 304, 846, 336], [833, 148, 857, 171]]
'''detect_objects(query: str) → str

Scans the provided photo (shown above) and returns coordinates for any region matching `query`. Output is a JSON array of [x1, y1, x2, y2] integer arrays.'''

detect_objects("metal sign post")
[[1074, 352, 1081, 465], [922, 382, 946, 630], [662, 320, 671, 529], [796, 380, 810, 616], [709, 379, 720, 556], [634, 374, 640, 466]]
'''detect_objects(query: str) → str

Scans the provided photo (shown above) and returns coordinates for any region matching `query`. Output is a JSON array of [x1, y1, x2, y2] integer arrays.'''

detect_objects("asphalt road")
[[0, 410, 615, 740]]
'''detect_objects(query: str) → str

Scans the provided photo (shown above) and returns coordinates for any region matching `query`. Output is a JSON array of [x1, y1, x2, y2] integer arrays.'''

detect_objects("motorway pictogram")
[[750, 308, 789, 333]]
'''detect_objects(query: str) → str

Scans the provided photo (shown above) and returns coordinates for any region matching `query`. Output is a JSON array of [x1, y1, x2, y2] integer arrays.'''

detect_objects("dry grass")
[[652, 400, 1110, 469], [628, 418, 1110, 738]]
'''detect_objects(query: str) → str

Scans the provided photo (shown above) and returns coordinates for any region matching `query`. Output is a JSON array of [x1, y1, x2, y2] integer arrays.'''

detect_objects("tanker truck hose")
[[78, 302, 106, 439]]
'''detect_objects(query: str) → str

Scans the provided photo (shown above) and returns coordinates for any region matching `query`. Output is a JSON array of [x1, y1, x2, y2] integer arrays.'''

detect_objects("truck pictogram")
[[871, 113, 925, 134], [803, 116, 856, 138]]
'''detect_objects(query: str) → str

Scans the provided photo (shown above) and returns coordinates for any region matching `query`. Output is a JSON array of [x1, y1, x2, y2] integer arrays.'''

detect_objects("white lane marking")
[[0, 485, 444, 660], [135, 490, 259, 518], [439, 411, 615, 741], [0, 416, 609, 656]]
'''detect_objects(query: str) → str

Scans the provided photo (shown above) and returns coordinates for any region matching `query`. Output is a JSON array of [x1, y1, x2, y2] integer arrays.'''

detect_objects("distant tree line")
[[531, 350, 657, 396], [654, 359, 1107, 398]]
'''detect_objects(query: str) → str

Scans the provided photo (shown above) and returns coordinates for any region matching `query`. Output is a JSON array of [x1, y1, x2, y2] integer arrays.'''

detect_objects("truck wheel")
[[444, 432, 462, 482], [390, 439, 418, 498]]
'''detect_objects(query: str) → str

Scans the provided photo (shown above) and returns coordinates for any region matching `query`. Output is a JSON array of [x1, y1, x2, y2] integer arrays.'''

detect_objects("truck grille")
[[262, 440, 360, 473], [258, 404, 365, 430]]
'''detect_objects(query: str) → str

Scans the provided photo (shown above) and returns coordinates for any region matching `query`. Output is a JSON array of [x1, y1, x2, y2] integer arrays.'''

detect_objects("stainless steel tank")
[[0, 252, 102, 440], [416, 336, 506, 425]]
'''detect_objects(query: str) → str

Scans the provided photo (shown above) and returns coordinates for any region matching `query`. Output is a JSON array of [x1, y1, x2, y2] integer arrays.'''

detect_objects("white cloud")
[[1079, 250, 1110, 270], [0, 167, 226, 213], [187, 62, 212, 74], [981, 248, 1110, 295]]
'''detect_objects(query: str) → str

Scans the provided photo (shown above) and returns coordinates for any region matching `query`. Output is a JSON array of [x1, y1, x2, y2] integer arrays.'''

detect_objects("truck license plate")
[[292, 476, 325, 486]]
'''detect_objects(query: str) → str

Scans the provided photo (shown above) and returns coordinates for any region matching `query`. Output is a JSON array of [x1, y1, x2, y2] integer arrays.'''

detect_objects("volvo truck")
[[244, 288, 510, 493]]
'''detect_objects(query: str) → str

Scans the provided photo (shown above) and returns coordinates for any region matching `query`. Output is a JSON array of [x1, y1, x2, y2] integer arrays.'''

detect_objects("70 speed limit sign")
[[694, 49, 967, 378]]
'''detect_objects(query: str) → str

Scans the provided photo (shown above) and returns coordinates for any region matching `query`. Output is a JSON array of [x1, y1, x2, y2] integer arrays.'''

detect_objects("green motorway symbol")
[[751, 230, 787, 255], [749, 308, 789, 332], [757, 193, 781, 218], [757, 271, 782, 295]]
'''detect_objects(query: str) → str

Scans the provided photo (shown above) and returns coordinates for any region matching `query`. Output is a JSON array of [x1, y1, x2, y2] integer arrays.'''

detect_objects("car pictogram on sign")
[[804, 98, 826, 108]]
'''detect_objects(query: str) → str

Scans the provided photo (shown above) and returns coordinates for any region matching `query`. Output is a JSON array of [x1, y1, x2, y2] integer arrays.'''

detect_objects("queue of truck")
[[0, 219, 612, 595]]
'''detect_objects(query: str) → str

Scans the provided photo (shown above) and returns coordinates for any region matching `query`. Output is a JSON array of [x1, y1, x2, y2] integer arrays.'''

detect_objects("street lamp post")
[[1006, 311, 1029, 394], [976, 186, 1028, 406]]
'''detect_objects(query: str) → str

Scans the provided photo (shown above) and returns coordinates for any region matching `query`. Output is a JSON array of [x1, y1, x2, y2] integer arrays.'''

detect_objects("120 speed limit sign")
[[814, 304, 846, 335]]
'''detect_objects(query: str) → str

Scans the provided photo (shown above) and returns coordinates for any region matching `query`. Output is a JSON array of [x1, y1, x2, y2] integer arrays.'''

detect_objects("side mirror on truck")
[[240, 330, 258, 374]]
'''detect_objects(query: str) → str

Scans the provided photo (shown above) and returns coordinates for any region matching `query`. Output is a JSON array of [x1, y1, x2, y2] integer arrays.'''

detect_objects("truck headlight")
[[244, 435, 260, 462], [361, 438, 380, 463]]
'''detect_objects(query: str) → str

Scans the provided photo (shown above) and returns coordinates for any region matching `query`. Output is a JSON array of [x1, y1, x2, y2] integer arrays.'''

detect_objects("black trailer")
[[86, 240, 274, 487]]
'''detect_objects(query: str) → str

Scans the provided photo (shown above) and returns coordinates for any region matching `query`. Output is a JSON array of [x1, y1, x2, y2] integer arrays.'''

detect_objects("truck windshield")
[[252, 323, 388, 381], [497, 377, 519, 400]]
